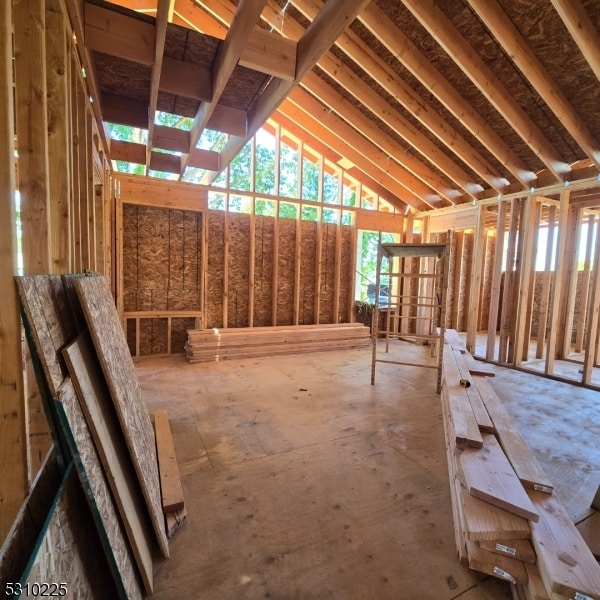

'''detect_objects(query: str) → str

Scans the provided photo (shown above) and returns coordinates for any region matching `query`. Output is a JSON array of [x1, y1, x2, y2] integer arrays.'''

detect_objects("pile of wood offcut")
[[185, 323, 370, 363], [441, 330, 600, 600]]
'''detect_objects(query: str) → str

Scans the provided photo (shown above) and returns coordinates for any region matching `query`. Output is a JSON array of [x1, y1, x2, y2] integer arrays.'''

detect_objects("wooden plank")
[[63, 332, 154, 595], [444, 328, 467, 351], [451, 231, 464, 329], [55, 378, 143, 599], [0, 0, 27, 540], [499, 200, 519, 363], [77, 82, 90, 270], [466, 540, 528, 585], [576, 511, 600, 560], [165, 507, 187, 539], [442, 350, 483, 448], [153, 410, 185, 513], [451, 349, 494, 432], [536, 205, 556, 359], [523, 562, 551, 600], [463, 352, 496, 377], [271, 209, 279, 326], [575, 215, 596, 353], [71, 274, 169, 558], [546, 190, 570, 374], [14, 0, 51, 274], [477, 378, 554, 494], [479, 539, 536, 564], [46, 4, 71, 273], [514, 196, 538, 366], [487, 201, 508, 360], [582, 218, 600, 385], [460, 485, 531, 541], [466, 207, 485, 353], [529, 490, 600, 599], [461, 433, 539, 522]]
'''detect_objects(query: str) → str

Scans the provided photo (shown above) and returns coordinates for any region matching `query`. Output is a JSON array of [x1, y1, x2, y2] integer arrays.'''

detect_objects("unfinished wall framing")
[[426, 190, 600, 389]]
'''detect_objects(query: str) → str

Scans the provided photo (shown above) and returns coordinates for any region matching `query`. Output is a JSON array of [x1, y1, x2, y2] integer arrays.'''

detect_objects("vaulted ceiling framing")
[[70, 0, 600, 213]]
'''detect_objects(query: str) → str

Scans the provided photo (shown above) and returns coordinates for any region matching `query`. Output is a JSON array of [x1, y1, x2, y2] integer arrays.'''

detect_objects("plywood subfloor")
[[137, 342, 515, 599]]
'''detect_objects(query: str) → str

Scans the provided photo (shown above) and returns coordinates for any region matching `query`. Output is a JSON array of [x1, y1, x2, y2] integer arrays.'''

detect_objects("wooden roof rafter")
[[290, 0, 510, 198], [467, 0, 600, 171], [401, 0, 571, 183], [179, 0, 268, 176], [550, 0, 600, 85], [356, 2, 536, 191]]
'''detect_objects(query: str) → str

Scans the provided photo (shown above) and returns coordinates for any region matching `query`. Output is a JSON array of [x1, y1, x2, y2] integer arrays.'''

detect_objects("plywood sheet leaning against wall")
[[71, 274, 169, 558], [63, 332, 154, 595], [55, 379, 143, 599], [21, 465, 118, 598]]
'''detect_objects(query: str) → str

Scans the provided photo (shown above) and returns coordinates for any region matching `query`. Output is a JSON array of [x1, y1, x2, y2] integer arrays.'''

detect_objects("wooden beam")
[[14, 0, 51, 274], [582, 217, 600, 384], [451, 231, 464, 330], [159, 56, 212, 103], [239, 27, 297, 80], [274, 104, 412, 210], [575, 215, 596, 353], [468, 0, 600, 169], [46, 4, 72, 273], [0, 0, 27, 543], [153, 410, 185, 512], [183, 0, 267, 173], [290, 78, 451, 208], [545, 189, 571, 374], [401, 0, 569, 182], [536, 205, 556, 359], [550, 0, 600, 88], [146, 0, 173, 171], [84, 2, 154, 65], [358, 2, 535, 189], [216, 0, 371, 181], [466, 207, 485, 353], [294, 0, 508, 194], [513, 196, 538, 366]]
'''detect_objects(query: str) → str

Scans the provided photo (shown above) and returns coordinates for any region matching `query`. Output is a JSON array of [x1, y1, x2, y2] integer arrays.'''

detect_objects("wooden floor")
[[136, 341, 600, 599]]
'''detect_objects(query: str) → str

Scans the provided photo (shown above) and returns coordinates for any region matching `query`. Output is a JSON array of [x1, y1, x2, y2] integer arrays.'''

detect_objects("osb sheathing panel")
[[227, 213, 251, 328], [299, 221, 317, 325], [123, 204, 202, 315], [318, 223, 338, 324], [338, 225, 353, 322], [171, 317, 195, 353], [276, 218, 296, 326], [206, 212, 225, 328], [253, 216, 275, 327], [24, 471, 116, 598], [139, 318, 169, 356]]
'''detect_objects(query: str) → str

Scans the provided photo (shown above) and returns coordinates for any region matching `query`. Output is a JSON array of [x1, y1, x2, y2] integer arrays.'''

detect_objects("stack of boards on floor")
[[15, 273, 186, 598], [441, 329, 600, 599]]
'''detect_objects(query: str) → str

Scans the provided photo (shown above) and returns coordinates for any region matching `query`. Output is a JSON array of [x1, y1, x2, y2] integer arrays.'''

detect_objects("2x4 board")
[[71, 274, 169, 558]]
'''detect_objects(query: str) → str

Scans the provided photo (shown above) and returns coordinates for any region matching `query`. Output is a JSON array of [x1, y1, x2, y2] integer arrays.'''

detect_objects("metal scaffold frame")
[[370, 241, 449, 393]]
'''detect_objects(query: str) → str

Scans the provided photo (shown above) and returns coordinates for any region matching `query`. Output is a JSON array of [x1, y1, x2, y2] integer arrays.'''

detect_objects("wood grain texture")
[[523, 561, 550, 600], [529, 490, 600, 599], [479, 539, 536, 564], [478, 377, 554, 494], [71, 273, 170, 558], [461, 433, 539, 522], [55, 378, 143, 599], [63, 332, 154, 594], [22, 465, 116, 598], [466, 540, 528, 585], [165, 507, 187, 539], [154, 410, 185, 512]]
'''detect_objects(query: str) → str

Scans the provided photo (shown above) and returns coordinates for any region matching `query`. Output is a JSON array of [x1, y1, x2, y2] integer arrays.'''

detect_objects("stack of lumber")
[[441, 330, 600, 599], [185, 323, 370, 363]]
